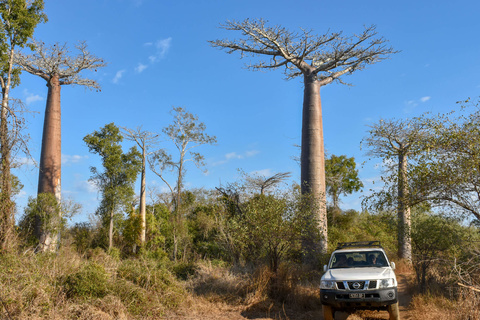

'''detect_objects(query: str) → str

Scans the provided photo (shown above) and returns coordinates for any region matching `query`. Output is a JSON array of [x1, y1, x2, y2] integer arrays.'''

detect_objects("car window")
[[329, 251, 388, 269]]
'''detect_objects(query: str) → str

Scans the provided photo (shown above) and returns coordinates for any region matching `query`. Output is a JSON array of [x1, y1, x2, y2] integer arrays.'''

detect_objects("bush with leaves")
[[62, 262, 109, 298], [411, 211, 480, 293], [18, 193, 63, 249]]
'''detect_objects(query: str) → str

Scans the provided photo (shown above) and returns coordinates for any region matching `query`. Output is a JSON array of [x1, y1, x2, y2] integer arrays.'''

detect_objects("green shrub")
[[63, 262, 109, 298], [116, 258, 186, 309], [172, 261, 197, 280]]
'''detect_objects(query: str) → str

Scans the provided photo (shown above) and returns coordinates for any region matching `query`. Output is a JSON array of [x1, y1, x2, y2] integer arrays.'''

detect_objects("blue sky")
[[11, 0, 480, 223]]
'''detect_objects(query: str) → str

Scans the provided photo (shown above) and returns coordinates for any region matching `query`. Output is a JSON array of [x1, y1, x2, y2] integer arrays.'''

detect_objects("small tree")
[[325, 154, 363, 215], [411, 212, 464, 292], [0, 0, 46, 251], [211, 19, 396, 255], [122, 126, 159, 247], [242, 171, 291, 195], [149, 106, 216, 260], [84, 123, 141, 251]]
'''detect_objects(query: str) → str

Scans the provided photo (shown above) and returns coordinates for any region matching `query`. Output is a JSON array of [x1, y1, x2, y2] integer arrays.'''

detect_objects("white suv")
[[320, 241, 400, 320]]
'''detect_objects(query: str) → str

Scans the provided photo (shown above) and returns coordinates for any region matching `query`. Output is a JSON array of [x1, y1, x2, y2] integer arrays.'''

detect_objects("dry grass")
[[0, 246, 187, 320], [3, 248, 478, 320], [408, 289, 480, 320]]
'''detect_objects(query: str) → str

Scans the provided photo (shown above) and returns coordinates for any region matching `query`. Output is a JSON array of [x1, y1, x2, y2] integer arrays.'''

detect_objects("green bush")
[[172, 261, 197, 280], [116, 258, 185, 309], [62, 262, 109, 298]]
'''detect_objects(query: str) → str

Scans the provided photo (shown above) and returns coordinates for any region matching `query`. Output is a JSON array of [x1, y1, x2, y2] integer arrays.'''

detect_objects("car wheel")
[[387, 302, 400, 320], [322, 304, 335, 320]]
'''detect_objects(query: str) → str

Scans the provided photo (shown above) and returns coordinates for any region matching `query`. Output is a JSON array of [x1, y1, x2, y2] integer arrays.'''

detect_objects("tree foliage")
[[411, 102, 480, 220], [0, 0, 46, 251], [84, 123, 141, 251], [325, 154, 363, 210]]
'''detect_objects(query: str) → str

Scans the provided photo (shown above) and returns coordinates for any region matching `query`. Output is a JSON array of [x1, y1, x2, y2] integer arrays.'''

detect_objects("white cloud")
[[62, 154, 88, 165], [113, 69, 125, 84], [245, 150, 260, 157], [404, 96, 431, 113], [135, 63, 148, 73], [23, 89, 43, 105], [17, 157, 36, 166], [420, 96, 431, 103], [225, 152, 242, 160], [75, 180, 98, 193], [148, 37, 172, 63], [212, 150, 260, 166]]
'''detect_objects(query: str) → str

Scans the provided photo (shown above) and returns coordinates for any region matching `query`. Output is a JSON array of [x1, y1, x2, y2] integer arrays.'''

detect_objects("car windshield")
[[329, 251, 388, 269]]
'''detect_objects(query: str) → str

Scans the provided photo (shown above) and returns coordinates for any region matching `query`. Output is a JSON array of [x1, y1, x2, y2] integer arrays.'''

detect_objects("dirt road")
[[165, 273, 413, 320]]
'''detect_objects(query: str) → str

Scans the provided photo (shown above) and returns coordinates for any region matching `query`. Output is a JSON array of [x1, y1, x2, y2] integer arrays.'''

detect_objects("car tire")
[[322, 304, 335, 320], [387, 302, 400, 320]]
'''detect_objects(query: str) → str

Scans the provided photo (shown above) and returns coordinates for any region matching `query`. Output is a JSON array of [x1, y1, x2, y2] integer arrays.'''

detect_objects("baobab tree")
[[0, 0, 46, 251], [15, 41, 106, 251], [122, 126, 159, 247], [210, 19, 396, 253], [362, 117, 430, 262]]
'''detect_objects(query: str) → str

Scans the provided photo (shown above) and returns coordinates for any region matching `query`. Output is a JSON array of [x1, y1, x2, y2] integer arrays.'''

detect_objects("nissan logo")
[[352, 282, 362, 289]]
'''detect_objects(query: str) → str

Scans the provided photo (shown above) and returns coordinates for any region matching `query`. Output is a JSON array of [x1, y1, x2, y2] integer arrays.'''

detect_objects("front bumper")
[[320, 287, 398, 309]]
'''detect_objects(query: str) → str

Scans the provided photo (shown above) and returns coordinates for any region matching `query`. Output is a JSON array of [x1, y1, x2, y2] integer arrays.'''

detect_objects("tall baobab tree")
[[122, 126, 159, 247], [15, 41, 106, 251], [0, 0, 46, 251], [362, 117, 430, 262], [210, 19, 396, 253]]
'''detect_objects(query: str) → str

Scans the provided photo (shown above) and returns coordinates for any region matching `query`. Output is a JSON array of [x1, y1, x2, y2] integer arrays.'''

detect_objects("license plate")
[[349, 293, 365, 299]]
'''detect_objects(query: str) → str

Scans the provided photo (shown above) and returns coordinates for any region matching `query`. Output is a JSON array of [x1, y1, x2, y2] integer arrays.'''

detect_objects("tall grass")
[[0, 247, 187, 319]]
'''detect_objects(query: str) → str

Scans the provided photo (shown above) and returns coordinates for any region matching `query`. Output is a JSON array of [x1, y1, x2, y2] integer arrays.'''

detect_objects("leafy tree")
[[325, 154, 363, 214], [413, 102, 480, 221], [84, 123, 141, 251], [411, 212, 466, 292], [122, 126, 159, 247], [0, 0, 46, 251], [18, 193, 61, 249], [362, 117, 430, 262], [210, 19, 396, 254], [149, 106, 216, 260], [17, 193, 81, 251]]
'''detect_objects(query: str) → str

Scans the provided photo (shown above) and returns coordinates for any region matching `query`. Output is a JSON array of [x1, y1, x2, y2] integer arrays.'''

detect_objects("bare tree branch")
[[210, 19, 397, 82], [14, 40, 107, 89]]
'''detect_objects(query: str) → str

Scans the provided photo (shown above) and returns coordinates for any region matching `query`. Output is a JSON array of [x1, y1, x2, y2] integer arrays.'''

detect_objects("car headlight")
[[320, 280, 336, 289], [379, 278, 395, 288]]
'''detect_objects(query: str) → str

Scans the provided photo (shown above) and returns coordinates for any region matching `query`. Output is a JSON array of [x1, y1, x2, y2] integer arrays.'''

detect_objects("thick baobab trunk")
[[139, 151, 146, 245], [36, 74, 62, 252], [397, 152, 412, 262], [301, 73, 328, 257]]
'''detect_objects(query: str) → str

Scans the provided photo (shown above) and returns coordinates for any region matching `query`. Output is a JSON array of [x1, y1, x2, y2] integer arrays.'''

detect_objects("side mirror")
[[391, 262, 396, 270], [323, 265, 328, 272]]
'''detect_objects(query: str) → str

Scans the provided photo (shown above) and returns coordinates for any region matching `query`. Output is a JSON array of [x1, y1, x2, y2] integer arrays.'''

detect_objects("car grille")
[[335, 280, 378, 290]]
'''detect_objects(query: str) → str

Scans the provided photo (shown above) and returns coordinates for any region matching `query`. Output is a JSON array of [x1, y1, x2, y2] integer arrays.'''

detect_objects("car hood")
[[322, 267, 396, 281]]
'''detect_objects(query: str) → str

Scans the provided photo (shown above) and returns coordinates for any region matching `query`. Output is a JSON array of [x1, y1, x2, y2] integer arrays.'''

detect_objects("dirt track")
[[164, 273, 414, 320]]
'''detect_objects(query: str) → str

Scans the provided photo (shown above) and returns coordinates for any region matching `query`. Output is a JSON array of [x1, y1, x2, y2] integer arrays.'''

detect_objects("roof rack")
[[336, 241, 383, 249]]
